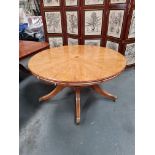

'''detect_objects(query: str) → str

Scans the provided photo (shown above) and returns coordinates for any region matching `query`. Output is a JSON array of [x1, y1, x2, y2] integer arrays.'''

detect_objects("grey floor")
[[19, 68, 135, 155]]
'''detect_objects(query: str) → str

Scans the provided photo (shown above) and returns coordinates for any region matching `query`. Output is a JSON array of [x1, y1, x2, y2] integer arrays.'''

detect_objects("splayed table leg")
[[39, 85, 64, 102], [91, 85, 117, 102]]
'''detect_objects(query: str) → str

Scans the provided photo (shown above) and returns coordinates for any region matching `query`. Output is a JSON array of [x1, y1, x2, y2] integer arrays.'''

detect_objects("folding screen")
[[40, 0, 135, 67]]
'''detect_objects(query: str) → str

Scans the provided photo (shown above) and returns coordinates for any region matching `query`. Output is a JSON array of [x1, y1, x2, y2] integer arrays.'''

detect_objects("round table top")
[[28, 45, 126, 86]]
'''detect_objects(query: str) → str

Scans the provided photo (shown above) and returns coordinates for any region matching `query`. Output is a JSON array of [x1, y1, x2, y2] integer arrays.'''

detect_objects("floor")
[[19, 68, 135, 155]]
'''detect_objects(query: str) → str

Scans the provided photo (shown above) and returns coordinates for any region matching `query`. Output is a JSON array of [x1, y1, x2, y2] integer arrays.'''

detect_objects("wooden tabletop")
[[28, 45, 126, 86], [19, 40, 49, 59]]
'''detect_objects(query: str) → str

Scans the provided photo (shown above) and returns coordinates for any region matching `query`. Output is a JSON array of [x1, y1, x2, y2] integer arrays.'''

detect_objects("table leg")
[[91, 84, 117, 102], [75, 87, 81, 124], [39, 85, 64, 102]]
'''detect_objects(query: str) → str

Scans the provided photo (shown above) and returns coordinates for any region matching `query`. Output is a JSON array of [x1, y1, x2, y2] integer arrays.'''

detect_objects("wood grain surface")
[[28, 45, 126, 86], [19, 41, 49, 59]]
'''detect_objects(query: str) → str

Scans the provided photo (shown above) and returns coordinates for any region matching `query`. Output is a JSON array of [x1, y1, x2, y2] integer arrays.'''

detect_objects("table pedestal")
[[39, 84, 117, 125]]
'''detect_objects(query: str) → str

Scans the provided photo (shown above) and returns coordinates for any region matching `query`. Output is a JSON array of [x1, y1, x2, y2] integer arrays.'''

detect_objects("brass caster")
[[39, 98, 43, 102], [113, 96, 118, 102], [76, 117, 80, 125]]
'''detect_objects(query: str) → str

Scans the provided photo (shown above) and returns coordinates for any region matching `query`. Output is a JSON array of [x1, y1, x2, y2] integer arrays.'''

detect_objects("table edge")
[[19, 42, 49, 60], [29, 66, 126, 86], [28, 45, 126, 86]]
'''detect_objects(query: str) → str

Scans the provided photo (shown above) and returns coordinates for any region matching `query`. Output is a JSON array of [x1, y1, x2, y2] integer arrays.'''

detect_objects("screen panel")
[[107, 10, 124, 38], [43, 0, 60, 6], [128, 10, 135, 38], [66, 11, 78, 35], [68, 38, 79, 45], [110, 0, 126, 4], [48, 37, 63, 48], [106, 41, 119, 51], [85, 39, 101, 46], [85, 10, 103, 35], [66, 0, 78, 6], [125, 43, 135, 65], [85, 0, 104, 5], [45, 12, 62, 33]]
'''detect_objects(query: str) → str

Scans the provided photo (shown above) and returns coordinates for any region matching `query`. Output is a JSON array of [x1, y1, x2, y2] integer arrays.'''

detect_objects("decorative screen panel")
[[107, 10, 124, 38], [66, 11, 78, 35], [41, 0, 135, 67], [68, 38, 78, 45], [85, 10, 103, 35], [128, 10, 135, 38], [43, 0, 60, 6], [110, 0, 126, 3], [66, 0, 78, 6], [45, 12, 62, 33], [48, 37, 63, 48], [85, 0, 104, 5], [85, 39, 101, 46], [125, 43, 135, 65], [106, 41, 119, 51]]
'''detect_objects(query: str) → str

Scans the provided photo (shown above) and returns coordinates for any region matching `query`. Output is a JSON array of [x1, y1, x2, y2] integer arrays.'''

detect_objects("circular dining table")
[[28, 45, 126, 124]]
